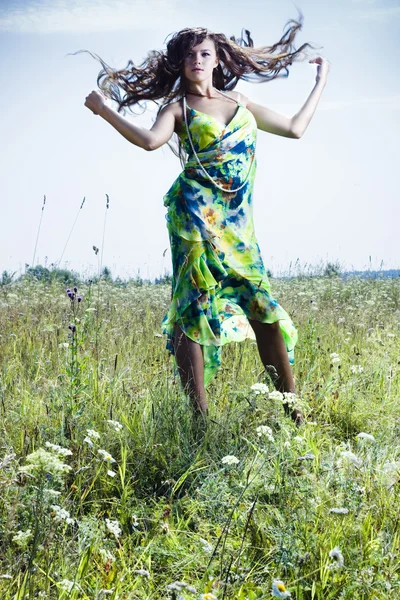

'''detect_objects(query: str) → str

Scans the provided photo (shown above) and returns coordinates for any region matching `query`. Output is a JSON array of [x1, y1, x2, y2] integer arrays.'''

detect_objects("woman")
[[83, 17, 330, 424]]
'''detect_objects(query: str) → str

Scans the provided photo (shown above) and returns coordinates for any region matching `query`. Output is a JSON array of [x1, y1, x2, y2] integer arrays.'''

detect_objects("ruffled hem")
[[162, 237, 297, 387]]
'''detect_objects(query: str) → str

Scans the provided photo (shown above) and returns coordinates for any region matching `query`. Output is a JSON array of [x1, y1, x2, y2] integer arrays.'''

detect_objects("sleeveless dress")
[[161, 94, 298, 386]]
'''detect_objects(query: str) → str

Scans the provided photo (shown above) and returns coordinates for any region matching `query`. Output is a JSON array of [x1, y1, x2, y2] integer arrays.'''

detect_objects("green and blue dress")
[[162, 94, 297, 386]]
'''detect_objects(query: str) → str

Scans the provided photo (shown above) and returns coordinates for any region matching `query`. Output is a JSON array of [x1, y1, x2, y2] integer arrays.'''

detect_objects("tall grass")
[[0, 274, 399, 599]]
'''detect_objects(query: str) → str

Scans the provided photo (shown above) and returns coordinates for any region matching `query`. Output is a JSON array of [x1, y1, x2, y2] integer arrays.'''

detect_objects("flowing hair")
[[74, 10, 316, 162]]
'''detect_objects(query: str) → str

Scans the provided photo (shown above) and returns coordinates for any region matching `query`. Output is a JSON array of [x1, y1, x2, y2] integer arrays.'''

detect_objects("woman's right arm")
[[84, 90, 177, 151]]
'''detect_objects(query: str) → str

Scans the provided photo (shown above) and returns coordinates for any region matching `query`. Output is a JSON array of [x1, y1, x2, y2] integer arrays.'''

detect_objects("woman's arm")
[[244, 57, 330, 139], [84, 90, 176, 151]]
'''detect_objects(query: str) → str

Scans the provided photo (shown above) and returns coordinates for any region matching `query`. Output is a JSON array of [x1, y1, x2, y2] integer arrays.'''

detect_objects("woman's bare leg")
[[248, 319, 303, 425], [173, 323, 208, 413]]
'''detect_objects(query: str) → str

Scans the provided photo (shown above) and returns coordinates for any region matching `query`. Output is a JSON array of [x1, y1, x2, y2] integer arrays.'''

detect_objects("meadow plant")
[[0, 274, 399, 598]]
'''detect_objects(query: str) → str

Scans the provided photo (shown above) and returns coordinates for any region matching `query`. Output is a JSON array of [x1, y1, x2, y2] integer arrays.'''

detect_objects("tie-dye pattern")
[[161, 99, 298, 386]]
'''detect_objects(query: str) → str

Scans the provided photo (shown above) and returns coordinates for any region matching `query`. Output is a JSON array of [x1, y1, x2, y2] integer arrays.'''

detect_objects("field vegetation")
[[0, 272, 399, 599]]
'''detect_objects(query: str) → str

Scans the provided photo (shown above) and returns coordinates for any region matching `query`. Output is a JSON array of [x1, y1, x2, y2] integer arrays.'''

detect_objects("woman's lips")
[[192, 68, 203, 72]]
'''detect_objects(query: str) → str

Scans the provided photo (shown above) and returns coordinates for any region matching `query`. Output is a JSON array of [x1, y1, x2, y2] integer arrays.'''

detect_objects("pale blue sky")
[[1, 0, 399, 279]]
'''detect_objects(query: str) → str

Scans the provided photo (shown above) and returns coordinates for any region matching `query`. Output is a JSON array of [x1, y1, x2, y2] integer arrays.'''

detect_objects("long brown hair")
[[75, 11, 316, 161]]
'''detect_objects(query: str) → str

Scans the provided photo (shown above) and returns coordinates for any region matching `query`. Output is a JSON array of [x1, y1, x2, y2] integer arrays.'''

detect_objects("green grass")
[[0, 274, 399, 599]]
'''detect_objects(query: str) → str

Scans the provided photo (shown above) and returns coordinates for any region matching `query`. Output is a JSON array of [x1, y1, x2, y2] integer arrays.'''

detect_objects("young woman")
[[83, 17, 330, 424]]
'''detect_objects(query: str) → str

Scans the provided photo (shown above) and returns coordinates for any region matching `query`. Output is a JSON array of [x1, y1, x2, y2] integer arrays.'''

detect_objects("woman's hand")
[[309, 57, 330, 84], [84, 90, 108, 116]]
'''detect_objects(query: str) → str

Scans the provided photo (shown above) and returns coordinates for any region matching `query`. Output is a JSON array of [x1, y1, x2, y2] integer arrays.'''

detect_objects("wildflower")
[[132, 514, 139, 529], [99, 548, 115, 563], [200, 594, 217, 600], [68, 324, 76, 333], [160, 523, 170, 534], [298, 453, 315, 461], [256, 425, 274, 442], [329, 508, 349, 514], [269, 390, 284, 402], [339, 450, 361, 467], [19, 449, 72, 479], [356, 432, 375, 442], [107, 470, 117, 478], [106, 419, 123, 433], [282, 392, 298, 407], [271, 579, 291, 598], [350, 365, 364, 374], [250, 382, 269, 395], [98, 449, 116, 463], [331, 357, 340, 365], [51, 505, 74, 525], [329, 546, 344, 568], [330, 352, 339, 358], [59, 342, 69, 348], [199, 537, 213, 554], [221, 455, 240, 465], [45, 442, 73, 457], [77, 296, 83, 302], [12, 529, 33, 548], [83, 436, 94, 447], [87, 429, 100, 440], [134, 569, 150, 578], [58, 580, 80, 593], [105, 518, 121, 539]]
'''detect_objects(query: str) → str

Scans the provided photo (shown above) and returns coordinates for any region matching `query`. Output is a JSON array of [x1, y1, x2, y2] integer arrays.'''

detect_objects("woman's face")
[[183, 38, 219, 85]]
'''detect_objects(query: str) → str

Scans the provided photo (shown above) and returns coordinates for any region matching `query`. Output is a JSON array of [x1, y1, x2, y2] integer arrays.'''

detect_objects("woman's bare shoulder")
[[222, 90, 249, 107], [158, 99, 184, 133]]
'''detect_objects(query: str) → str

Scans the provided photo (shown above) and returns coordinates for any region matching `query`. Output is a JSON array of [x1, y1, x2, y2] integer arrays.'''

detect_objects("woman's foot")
[[290, 408, 304, 427]]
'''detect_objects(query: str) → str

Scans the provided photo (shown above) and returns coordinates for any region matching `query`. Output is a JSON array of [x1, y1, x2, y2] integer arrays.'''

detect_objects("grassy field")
[[0, 274, 399, 599]]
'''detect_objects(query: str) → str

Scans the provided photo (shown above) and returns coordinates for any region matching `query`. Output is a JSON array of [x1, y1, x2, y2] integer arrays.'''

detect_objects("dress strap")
[[215, 88, 241, 107]]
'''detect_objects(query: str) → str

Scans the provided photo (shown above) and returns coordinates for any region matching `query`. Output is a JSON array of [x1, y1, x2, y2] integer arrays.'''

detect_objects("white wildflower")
[[106, 419, 123, 433], [282, 392, 298, 407], [330, 352, 340, 358], [331, 357, 340, 365], [271, 579, 291, 598], [199, 537, 213, 554], [380, 461, 400, 488], [329, 546, 344, 568], [269, 390, 284, 402], [0, 575, 12, 580], [134, 569, 150, 577], [356, 432, 375, 442], [58, 579, 81, 593], [105, 518, 121, 539], [221, 455, 240, 465], [98, 449, 116, 463], [339, 450, 362, 467], [160, 523, 170, 534], [45, 442, 73, 457], [350, 365, 364, 374], [19, 449, 72, 479], [107, 470, 117, 478], [51, 505, 74, 525], [132, 514, 139, 529], [251, 382, 269, 395], [256, 425, 274, 442], [87, 429, 100, 440], [12, 529, 33, 548], [59, 342, 69, 348], [83, 436, 94, 447], [99, 548, 115, 563], [329, 508, 349, 515]]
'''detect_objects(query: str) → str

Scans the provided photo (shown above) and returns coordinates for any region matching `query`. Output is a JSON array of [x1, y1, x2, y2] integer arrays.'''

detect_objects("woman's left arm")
[[245, 57, 330, 139]]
